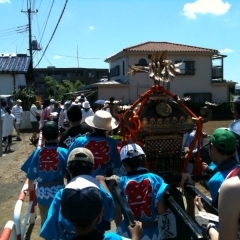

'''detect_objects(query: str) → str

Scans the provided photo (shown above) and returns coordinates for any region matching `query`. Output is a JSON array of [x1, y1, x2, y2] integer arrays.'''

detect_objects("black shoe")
[[8, 148, 14, 153], [16, 137, 21, 141], [4, 144, 9, 153], [32, 138, 39, 147]]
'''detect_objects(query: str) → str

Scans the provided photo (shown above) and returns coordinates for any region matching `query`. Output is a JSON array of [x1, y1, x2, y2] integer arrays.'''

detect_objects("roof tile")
[[0, 55, 31, 73], [123, 41, 219, 53]]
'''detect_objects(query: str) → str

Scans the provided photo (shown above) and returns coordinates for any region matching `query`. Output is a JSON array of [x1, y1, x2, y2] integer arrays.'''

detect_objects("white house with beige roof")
[[94, 41, 236, 105]]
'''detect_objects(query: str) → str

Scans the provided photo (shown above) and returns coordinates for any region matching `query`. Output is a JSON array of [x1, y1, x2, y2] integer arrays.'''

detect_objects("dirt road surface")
[[0, 120, 233, 239]]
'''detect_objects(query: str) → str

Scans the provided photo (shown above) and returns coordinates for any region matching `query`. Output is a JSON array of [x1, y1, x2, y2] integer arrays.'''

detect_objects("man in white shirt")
[[29, 101, 40, 145], [11, 99, 23, 141], [1, 101, 7, 146]]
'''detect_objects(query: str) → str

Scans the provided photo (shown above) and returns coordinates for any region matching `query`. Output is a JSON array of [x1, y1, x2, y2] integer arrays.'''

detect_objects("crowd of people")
[[2, 95, 240, 239]]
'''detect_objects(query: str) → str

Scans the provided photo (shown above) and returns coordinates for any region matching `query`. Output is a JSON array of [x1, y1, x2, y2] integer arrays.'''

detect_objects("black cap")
[[42, 121, 59, 140], [61, 176, 103, 224]]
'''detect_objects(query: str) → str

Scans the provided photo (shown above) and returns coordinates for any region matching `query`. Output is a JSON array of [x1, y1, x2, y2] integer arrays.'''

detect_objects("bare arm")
[[157, 194, 168, 215], [95, 175, 111, 193], [217, 177, 240, 240]]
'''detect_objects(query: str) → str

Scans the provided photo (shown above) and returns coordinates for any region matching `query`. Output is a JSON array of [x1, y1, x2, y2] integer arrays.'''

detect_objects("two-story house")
[[96, 41, 236, 105]]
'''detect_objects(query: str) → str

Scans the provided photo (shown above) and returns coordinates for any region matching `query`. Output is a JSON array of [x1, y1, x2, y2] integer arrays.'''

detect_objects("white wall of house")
[[96, 84, 129, 103], [211, 83, 230, 102], [0, 74, 27, 95], [106, 51, 234, 104], [170, 54, 212, 95], [0, 74, 14, 94], [15, 74, 26, 87]]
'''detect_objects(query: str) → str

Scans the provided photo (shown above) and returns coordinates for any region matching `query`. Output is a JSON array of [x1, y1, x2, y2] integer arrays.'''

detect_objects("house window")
[[123, 61, 125, 75], [88, 72, 94, 78], [176, 61, 195, 75], [184, 93, 211, 103], [135, 58, 148, 66], [110, 65, 120, 77], [79, 71, 83, 77]]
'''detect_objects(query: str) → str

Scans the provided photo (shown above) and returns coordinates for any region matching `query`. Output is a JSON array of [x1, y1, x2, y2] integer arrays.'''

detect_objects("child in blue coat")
[[40, 147, 116, 239], [21, 121, 68, 225], [116, 143, 169, 240], [60, 175, 143, 240]]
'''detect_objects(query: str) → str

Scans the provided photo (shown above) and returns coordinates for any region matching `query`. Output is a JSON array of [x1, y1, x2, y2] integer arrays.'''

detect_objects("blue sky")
[[0, 0, 240, 84]]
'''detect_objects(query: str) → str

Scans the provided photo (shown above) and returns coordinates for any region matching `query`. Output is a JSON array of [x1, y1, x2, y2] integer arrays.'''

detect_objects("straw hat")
[[85, 110, 118, 130]]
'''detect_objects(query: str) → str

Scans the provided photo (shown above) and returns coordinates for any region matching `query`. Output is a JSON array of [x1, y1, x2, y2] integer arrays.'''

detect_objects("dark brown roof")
[[105, 41, 219, 62], [123, 41, 219, 53]]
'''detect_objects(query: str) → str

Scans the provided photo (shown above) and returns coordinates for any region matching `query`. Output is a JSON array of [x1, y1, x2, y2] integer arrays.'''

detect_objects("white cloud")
[[219, 48, 233, 53], [182, 0, 231, 19], [0, 0, 10, 3], [54, 55, 62, 59], [89, 26, 95, 30]]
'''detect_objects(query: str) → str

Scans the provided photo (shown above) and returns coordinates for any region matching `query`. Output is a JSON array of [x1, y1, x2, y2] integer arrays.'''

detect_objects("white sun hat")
[[83, 101, 90, 109], [85, 110, 119, 130]]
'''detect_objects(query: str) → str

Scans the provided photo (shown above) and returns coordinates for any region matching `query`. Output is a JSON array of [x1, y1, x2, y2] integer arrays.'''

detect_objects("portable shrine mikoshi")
[[115, 51, 218, 240]]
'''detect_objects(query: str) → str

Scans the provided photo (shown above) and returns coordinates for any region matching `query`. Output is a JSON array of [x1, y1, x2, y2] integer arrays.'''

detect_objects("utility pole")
[[21, 3, 38, 83]]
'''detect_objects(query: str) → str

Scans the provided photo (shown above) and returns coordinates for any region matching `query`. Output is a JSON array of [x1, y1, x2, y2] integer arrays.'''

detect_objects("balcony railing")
[[212, 66, 223, 79]]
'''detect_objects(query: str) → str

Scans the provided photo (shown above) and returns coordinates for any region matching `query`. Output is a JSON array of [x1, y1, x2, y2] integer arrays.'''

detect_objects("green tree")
[[45, 77, 84, 100], [11, 85, 36, 110], [45, 76, 64, 100], [62, 80, 74, 93], [74, 80, 84, 90]]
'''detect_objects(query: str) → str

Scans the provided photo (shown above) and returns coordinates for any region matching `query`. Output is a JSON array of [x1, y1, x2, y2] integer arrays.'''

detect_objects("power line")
[[0, 35, 27, 41], [34, 0, 68, 68], [0, 29, 28, 38], [35, 0, 52, 40], [32, 0, 36, 11], [18, 31, 28, 53], [44, 54, 53, 66], [0, 25, 28, 34], [50, 53, 104, 59], [1, 33, 25, 52], [21, 0, 25, 10], [39, 0, 54, 46], [37, 0, 43, 10]]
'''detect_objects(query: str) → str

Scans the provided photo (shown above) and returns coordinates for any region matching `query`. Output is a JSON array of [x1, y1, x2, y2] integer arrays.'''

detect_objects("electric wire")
[[44, 54, 53, 66], [34, 0, 68, 68], [37, 0, 42, 10], [0, 25, 28, 34], [21, 0, 25, 10], [34, 0, 54, 48], [33, 0, 54, 63], [32, 0, 36, 11], [18, 31, 28, 53], [1, 33, 25, 52], [38, 0, 54, 47], [51, 53, 104, 59], [0, 35, 27, 41], [0, 29, 28, 37]]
